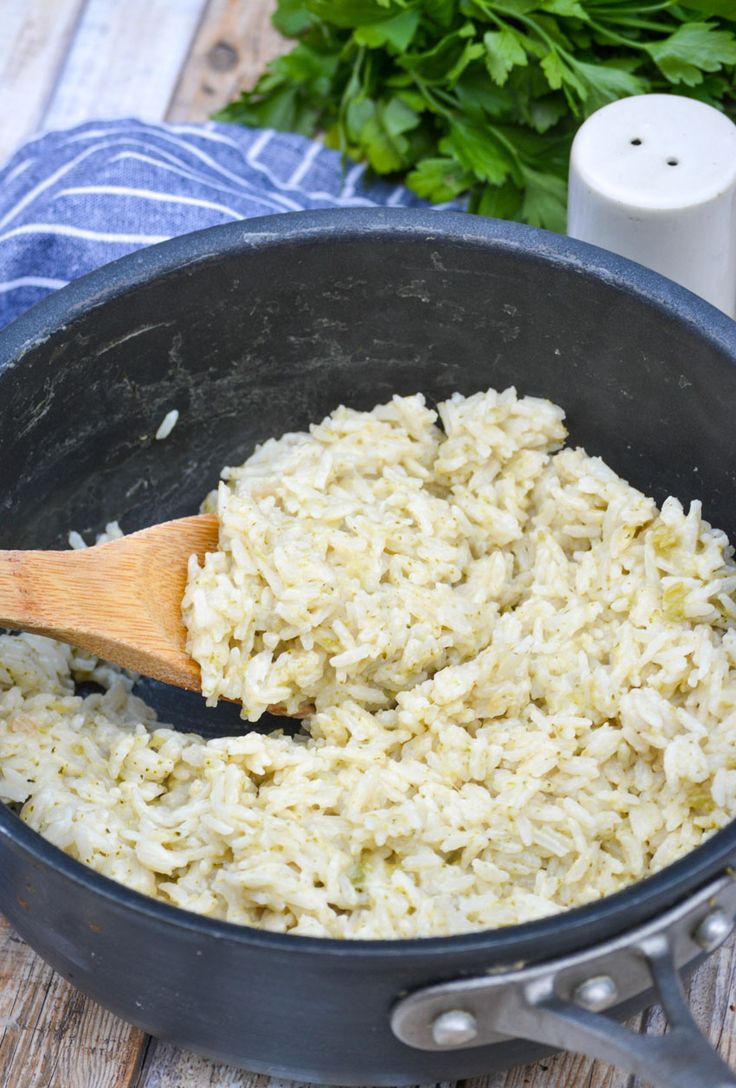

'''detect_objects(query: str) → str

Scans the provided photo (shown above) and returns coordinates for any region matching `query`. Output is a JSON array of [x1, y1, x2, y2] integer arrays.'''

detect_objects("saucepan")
[[1, 208, 736, 1088]]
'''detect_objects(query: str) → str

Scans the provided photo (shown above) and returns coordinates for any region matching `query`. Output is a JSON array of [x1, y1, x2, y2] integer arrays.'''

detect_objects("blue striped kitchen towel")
[[0, 118, 433, 331]]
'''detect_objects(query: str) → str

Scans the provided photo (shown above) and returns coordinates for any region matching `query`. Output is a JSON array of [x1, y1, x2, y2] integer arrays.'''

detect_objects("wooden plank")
[[0, 0, 87, 164], [687, 936, 736, 1069], [42, 0, 209, 132], [137, 1042, 453, 1088], [98, 1027, 645, 1088], [166, 0, 288, 123], [135, 1042, 270, 1088], [0, 914, 146, 1088]]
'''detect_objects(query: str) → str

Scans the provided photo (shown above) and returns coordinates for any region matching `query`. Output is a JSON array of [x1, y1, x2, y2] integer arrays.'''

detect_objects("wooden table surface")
[[1, 2, 735, 1086]]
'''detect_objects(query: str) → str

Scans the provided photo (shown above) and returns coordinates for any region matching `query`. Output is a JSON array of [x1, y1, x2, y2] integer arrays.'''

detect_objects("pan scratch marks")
[[94, 322, 176, 358]]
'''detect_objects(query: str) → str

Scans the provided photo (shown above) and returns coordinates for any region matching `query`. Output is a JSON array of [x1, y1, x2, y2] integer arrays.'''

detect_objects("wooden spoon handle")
[[0, 548, 114, 642]]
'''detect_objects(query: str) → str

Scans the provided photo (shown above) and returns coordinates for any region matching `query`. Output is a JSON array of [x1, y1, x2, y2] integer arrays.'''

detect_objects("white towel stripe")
[[167, 122, 353, 198], [286, 140, 321, 189], [54, 185, 244, 220], [121, 129, 305, 211], [116, 144, 283, 202], [246, 128, 275, 163], [165, 124, 260, 151], [0, 144, 112, 230], [0, 223, 169, 245], [3, 159, 33, 186], [245, 141, 379, 206], [0, 276, 69, 295], [16, 123, 402, 211], [42, 126, 305, 211], [342, 162, 367, 199], [132, 128, 306, 211], [106, 152, 294, 211]]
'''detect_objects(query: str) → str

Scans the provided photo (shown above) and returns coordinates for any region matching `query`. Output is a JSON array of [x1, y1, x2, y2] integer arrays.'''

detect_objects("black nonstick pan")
[[1, 208, 736, 1087]]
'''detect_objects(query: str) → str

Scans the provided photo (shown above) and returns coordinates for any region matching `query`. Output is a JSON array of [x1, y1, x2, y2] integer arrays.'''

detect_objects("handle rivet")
[[574, 975, 619, 1012], [693, 909, 734, 952], [431, 1009, 478, 1046]]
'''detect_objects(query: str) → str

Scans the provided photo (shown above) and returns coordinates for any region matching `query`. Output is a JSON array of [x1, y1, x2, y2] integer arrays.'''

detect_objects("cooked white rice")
[[2, 386, 736, 939], [155, 408, 179, 441], [183, 388, 567, 718]]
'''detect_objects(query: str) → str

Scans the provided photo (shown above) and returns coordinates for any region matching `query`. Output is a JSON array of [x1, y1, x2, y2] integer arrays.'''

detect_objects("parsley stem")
[[419, 74, 525, 177], [338, 46, 365, 155], [491, 4, 583, 73], [588, 21, 650, 50], [592, 5, 671, 13], [589, 0, 675, 11], [471, 2, 507, 32], [485, 126, 525, 173], [595, 15, 679, 32], [415, 79, 453, 118]]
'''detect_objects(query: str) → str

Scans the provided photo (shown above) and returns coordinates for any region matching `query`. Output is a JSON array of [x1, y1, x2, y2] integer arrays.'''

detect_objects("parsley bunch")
[[219, 0, 736, 231]]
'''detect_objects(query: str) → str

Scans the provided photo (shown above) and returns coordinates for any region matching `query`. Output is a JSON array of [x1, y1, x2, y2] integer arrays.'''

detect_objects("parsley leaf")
[[441, 116, 515, 183], [407, 156, 476, 199], [484, 29, 529, 85], [219, 0, 736, 229], [355, 9, 421, 50], [644, 22, 736, 86]]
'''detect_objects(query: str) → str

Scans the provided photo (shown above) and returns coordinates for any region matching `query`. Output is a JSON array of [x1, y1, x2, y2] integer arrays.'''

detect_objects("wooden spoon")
[[0, 514, 217, 690], [0, 514, 306, 715]]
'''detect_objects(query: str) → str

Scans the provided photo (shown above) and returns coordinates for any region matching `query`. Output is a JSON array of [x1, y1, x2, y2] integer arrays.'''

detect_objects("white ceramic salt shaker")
[[567, 94, 736, 318]]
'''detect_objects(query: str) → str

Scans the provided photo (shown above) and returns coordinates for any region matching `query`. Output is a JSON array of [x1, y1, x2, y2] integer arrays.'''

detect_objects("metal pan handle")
[[510, 935, 736, 1088], [391, 873, 736, 1088]]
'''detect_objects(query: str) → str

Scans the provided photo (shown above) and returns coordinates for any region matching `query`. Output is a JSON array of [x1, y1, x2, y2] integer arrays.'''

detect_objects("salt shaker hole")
[[630, 137, 642, 146], [667, 158, 679, 166]]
